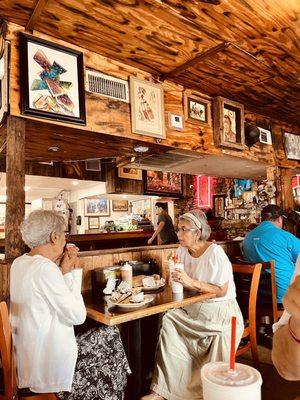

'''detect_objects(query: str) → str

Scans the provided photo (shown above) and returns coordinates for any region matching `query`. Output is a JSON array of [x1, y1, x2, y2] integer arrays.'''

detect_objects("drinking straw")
[[229, 316, 237, 371]]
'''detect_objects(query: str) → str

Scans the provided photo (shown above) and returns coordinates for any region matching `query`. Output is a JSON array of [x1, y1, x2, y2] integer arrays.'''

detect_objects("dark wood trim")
[[25, 0, 50, 32]]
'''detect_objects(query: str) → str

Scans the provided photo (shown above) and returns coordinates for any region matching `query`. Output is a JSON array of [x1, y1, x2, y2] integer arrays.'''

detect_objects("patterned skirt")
[[57, 325, 131, 400]]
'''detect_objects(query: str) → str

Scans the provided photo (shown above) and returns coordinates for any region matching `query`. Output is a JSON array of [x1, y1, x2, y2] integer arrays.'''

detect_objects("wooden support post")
[[280, 168, 294, 211], [5, 116, 25, 260]]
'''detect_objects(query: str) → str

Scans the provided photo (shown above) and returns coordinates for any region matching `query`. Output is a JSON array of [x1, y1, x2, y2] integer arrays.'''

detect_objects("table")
[[84, 287, 215, 399]]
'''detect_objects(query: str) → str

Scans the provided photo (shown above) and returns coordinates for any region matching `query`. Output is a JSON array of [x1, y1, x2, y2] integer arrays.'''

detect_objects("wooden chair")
[[0, 301, 56, 400], [233, 262, 262, 369]]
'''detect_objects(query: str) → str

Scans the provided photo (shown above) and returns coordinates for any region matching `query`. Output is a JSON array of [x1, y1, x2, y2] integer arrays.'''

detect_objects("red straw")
[[229, 316, 237, 370]]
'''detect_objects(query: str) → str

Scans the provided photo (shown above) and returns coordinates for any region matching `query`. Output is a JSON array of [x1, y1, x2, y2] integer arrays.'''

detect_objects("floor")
[[238, 346, 300, 400]]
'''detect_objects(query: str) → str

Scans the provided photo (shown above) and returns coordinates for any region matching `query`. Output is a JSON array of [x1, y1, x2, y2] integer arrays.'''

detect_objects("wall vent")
[[258, 127, 272, 145], [85, 159, 101, 171], [85, 69, 129, 103]]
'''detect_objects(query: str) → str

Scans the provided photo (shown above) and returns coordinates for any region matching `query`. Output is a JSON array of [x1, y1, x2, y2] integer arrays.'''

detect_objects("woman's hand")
[[60, 246, 79, 275], [172, 268, 194, 289]]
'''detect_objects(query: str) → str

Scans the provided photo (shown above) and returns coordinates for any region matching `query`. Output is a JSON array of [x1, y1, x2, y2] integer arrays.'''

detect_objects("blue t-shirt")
[[243, 221, 300, 303]]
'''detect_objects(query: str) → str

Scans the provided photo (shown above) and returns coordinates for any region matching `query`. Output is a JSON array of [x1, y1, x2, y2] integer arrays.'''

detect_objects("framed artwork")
[[0, 40, 9, 124], [213, 97, 245, 150], [168, 112, 184, 130], [284, 132, 300, 161], [144, 170, 183, 197], [184, 92, 211, 126], [213, 194, 226, 218], [234, 179, 253, 198], [118, 167, 142, 180], [84, 197, 110, 216], [129, 77, 165, 139], [19, 33, 86, 125], [88, 216, 100, 229], [112, 199, 128, 212], [195, 175, 213, 208]]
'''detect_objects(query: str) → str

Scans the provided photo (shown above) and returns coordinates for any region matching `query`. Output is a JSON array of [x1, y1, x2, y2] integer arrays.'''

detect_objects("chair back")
[[0, 301, 16, 399], [232, 262, 262, 368]]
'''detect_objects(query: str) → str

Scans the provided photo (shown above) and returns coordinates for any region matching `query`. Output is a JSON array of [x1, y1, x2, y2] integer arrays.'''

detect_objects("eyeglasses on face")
[[176, 227, 197, 233], [64, 231, 70, 238]]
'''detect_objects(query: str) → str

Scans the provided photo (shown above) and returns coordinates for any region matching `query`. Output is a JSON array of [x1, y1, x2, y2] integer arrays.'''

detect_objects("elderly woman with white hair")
[[142, 209, 243, 400], [10, 210, 130, 400]]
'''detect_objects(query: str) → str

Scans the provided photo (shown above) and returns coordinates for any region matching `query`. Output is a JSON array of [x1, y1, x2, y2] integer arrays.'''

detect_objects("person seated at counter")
[[142, 209, 244, 400], [147, 202, 178, 245], [10, 210, 130, 400], [243, 204, 300, 306]]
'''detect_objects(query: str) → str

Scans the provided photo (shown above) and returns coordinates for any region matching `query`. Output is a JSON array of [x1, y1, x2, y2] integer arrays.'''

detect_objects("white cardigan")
[[10, 254, 87, 393]]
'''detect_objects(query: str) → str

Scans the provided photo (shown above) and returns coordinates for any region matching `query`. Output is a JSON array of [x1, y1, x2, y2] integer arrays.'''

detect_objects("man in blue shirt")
[[243, 205, 300, 304]]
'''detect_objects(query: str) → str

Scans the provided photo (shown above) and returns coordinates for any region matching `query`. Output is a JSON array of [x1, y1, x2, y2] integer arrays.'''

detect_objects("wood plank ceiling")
[[0, 0, 299, 126]]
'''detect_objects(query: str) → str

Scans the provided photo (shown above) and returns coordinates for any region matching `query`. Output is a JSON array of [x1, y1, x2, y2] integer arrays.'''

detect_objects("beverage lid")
[[121, 262, 132, 270]]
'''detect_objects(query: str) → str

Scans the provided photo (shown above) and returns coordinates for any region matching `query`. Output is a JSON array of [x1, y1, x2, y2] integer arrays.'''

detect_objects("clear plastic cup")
[[201, 362, 262, 400], [170, 262, 184, 294]]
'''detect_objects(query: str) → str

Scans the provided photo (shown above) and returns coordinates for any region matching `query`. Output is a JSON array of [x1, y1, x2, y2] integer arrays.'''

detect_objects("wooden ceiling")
[[0, 0, 300, 125]]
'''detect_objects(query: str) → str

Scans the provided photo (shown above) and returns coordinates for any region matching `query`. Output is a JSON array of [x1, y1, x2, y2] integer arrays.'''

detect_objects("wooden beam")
[[5, 116, 25, 260], [280, 168, 294, 211], [160, 42, 230, 81], [26, 0, 50, 32]]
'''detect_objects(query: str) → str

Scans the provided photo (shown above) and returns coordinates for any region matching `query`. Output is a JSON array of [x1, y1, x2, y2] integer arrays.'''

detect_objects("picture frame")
[[0, 40, 9, 124], [118, 167, 143, 180], [112, 199, 128, 212], [84, 197, 110, 216], [184, 92, 211, 126], [213, 194, 226, 218], [88, 216, 100, 230], [19, 33, 86, 125], [129, 76, 165, 139], [144, 170, 183, 197], [168, 112, 184, 130], [284, 132, 300, 161], [213, 97, 245, 150]]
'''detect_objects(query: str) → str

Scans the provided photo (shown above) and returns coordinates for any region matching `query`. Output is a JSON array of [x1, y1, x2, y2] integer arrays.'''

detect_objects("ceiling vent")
[[85, 69, 129, 103], [85, 159, 101, 171]]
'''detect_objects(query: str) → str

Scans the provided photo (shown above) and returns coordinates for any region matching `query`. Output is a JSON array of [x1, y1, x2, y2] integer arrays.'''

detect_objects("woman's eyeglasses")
[[64, 231, 70, 238], [176, 227, 197, 233]]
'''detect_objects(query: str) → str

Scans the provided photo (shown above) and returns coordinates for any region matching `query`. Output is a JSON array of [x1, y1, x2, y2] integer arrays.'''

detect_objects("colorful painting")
[[20, 33, 86, 124], [112, 200, 129, 212], [130, 77, 165, 139], [84, 197, 110, 216], [144, 170, 183, 197], [118, 167, 143, 180], [234, 179, 253, 198]]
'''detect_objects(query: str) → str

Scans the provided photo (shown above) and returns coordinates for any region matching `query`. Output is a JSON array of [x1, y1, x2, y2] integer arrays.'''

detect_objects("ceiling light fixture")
[[72, 181, 79, 186], [48, 145, 60, 152], [133, 145, 149, 153], [24, 186, 31, 192]]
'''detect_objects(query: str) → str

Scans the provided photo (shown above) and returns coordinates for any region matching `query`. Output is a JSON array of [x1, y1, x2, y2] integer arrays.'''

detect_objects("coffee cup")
[[201, 361, 262, 400], [121, 262, 133, 288], [170, 262, 184, 294]]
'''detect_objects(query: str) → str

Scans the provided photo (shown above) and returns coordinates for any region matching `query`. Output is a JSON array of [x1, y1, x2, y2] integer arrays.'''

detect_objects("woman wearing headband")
[[142, 209, 243, 400]]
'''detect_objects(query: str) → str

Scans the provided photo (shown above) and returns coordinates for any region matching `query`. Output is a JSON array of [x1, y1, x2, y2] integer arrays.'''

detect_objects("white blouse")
[[10, 254, 87, 393], [177, 243, 237, 302]]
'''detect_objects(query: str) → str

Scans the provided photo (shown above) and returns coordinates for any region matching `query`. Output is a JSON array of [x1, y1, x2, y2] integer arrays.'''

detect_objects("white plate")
[[142, 283, 165, 292], [109, 294, 155, 310]]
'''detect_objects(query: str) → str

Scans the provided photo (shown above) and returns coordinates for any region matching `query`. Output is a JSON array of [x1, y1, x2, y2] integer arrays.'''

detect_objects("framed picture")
[[118, 167, 142, 180], [84, 197, 110, 216], [234, 179, 253, 198], [213, 194, 226, 218], [258, 127, 272, 145], [284, 132, 300, 161], [129, 77, 165, 139], [213, 97, 245, 150], [0, 40, 9, 124], [184, 92, 211, 126], [112, 199, 128, 212], [144, 170, 183, 197], [168, 112, 184, 130], [19, 33, 86, 125], [88, 216, 100, 230]]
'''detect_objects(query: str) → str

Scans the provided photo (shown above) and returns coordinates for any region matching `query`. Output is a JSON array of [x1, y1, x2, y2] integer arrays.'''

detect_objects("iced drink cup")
[[120, 263, 133, 288], [201, 361, 262, 400], [170, 262, 184, 294]]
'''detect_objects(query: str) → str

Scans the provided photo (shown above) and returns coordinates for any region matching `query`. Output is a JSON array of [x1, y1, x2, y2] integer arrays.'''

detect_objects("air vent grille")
[[85, 69, 129, 103], [85, 159, 101, 171]]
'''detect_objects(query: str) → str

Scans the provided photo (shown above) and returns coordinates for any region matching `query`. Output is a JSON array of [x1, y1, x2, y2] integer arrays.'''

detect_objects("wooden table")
[[84, 287, 215, 400]]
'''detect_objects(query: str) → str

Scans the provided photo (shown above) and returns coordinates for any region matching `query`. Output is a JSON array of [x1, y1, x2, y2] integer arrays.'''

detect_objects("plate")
[[108, 294, 155, 310], [142, 283, 165, 292]]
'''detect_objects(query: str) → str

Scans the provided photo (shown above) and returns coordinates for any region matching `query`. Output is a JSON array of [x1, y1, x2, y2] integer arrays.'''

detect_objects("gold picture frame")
[[184, 91, 211, 126], [118, 167, 143, 181]]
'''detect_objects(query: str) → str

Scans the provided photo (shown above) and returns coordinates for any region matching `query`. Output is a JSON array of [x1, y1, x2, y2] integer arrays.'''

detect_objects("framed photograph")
[[88, 216, 100, 230], [168, 112, 184, 130], [213, 194, 226, 218], [234, 179, 253, 198], [184, 92, 211, 126], [118, 167, 143, 180], [84, 197, 110, 216], [112, 199, 128, 212], [258, 127, 272, 145], [213, 97, 245, 150], [19, 33, 86, 125], [284, 132, 300, 161], [144, 170, 183, 197], [129, 77, 165, 139], [0, 40, 9, 124]]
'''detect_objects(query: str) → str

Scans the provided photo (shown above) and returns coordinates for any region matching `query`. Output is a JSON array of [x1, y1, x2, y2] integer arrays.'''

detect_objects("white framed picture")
[[258, 127, 272, 145], [168, 113, 184, 130]]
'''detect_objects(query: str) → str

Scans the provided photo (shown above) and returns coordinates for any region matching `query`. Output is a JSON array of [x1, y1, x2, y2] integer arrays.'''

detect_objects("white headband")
[[181, 212, 202, 231]]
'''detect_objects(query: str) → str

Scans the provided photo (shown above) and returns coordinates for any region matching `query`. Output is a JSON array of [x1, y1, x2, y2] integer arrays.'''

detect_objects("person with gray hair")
[[10, 210, 130, 400], [142, 209, 243, 400]]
